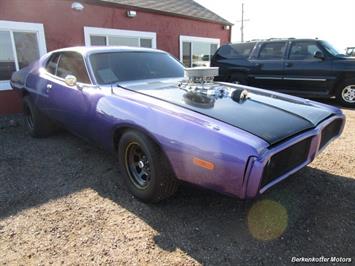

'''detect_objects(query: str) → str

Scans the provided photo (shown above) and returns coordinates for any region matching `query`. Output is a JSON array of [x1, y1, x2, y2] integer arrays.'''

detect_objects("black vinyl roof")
[[99, 0, 233, 25]]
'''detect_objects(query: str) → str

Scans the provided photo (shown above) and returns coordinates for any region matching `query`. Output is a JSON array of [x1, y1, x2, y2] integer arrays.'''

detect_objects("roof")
[[245, 38, 322, 43], [99, 0, 233, 25], [50, 46, 166, 55]]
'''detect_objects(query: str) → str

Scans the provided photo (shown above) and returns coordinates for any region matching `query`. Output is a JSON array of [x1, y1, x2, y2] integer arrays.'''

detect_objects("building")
[[0, 0, 232, 114]]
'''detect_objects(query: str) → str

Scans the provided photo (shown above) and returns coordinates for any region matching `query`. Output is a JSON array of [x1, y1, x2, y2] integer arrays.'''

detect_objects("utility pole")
[[236, 3, 250, 42], [241, 3, 244, 42]]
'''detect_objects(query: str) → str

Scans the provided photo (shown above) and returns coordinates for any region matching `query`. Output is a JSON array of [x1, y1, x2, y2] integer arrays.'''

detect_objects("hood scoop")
[[178, 67, 249, 108]]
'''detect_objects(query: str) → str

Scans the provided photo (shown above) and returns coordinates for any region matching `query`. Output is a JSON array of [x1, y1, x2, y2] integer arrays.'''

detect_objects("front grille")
[[261, 137, 312, 187], [319, 118, 342, 150]]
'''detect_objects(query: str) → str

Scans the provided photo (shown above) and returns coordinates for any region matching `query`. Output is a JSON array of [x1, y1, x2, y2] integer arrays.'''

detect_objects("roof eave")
[[83, 0, 233, 26]]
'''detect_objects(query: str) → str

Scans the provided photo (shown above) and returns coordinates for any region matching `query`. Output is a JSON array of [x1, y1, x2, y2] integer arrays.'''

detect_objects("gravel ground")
[[0, 105, 354, 265]]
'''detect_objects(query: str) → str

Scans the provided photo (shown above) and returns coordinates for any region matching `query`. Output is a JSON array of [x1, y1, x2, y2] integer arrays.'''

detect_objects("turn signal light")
[[192, 157, 215, 170]]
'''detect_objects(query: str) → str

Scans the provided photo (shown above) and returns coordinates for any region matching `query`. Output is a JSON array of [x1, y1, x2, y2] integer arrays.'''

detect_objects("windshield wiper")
[[116, 82, 126, 89]]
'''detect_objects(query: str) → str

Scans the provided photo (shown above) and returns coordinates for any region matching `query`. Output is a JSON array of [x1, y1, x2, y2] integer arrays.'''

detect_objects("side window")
[[56, 52, 91, 83], [258, 42, 286, 60], [217, 43, 255, 59], [289, 42, 322, 60], [45, 53, 60, 75]]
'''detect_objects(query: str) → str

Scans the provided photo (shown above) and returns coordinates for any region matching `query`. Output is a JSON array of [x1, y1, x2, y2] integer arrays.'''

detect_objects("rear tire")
[[336, 80, 355, 107], [23, 96, 56, 138], [118, 130, 179, 203]]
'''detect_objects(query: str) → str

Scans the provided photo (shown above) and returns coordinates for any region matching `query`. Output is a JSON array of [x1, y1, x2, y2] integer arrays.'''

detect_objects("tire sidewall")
[[23, 96, 56, 137], [23, 97, 38, 136], [118, 131, 160, 202]]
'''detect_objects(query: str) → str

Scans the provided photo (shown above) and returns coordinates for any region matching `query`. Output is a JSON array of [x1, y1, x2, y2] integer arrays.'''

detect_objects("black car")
[[211, 38, 355, 107]]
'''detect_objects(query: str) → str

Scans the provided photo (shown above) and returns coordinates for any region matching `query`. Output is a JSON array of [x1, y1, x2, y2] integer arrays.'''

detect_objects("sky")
[[195, 0, 355, 52]]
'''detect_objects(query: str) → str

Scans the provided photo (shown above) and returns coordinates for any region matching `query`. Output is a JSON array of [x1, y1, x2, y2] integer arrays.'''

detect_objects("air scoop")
[[184, 67, 219, 85], [179, 67, 249, 105], [179, 67, 223, 95]]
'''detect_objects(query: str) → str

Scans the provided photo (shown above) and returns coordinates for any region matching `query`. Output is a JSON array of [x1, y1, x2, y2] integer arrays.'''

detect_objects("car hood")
[[119, 80, 335, 145]]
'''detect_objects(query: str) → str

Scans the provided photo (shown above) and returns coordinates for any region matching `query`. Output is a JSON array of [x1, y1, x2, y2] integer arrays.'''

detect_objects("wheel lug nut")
[[138, 160, 145, 168]]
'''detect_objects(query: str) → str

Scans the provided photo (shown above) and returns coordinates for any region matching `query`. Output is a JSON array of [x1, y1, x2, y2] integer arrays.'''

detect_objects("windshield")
[[90, 51, 185, 84], [321, 41, 343, 56]]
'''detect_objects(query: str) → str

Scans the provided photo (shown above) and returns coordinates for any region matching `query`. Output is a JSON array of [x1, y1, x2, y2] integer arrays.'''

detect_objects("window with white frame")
[[0, 20, 47, 90], [84, 27, 156, 48], [180, 35, 220, 67]]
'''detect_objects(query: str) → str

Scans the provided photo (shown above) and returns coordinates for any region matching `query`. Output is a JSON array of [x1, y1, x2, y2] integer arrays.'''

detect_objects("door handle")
[[285, 62, 292, 67], [46, 84, 52, 93]]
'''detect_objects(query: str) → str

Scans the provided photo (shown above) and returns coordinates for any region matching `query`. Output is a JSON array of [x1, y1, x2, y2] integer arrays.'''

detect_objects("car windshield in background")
[[90, 52, 185, 84], [321, 41, 343, 56]]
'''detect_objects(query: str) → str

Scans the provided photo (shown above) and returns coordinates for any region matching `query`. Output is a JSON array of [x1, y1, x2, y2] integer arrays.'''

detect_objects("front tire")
[[118, 130, 179, 203], [23, 96, 56, 137], [336, 80, 355, 107]]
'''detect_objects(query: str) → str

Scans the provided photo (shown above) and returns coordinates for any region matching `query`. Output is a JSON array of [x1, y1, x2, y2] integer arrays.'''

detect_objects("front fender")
[[94, 88, 269, 198]]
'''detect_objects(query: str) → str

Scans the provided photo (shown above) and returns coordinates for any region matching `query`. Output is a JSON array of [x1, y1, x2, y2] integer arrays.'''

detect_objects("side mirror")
[[64, 75, 77, 86], [314, 51, 325, 60]]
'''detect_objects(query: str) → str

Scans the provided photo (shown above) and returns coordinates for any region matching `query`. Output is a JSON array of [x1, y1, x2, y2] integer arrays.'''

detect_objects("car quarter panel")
[[93, 87, 269, 198]]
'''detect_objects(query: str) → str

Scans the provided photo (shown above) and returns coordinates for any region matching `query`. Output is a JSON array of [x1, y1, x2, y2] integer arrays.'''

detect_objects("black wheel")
[[118, 130, 179, 203], [23, 96, 56, 137], [336, 80, 355, 107]]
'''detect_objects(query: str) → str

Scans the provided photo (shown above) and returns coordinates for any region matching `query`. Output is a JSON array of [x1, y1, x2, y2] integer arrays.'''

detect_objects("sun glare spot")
[[247, 199, 288, 241]]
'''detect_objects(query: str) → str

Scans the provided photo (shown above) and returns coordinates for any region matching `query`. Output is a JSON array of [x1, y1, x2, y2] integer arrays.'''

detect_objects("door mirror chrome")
[[314, 51, 325, 60], [64, 75, 77, 86]]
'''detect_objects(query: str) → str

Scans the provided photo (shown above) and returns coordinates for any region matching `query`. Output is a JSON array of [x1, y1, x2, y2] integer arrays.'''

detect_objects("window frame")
[[84, 26, 157, 48], [217, 42, 256, 59], [45, 52, 61, 76], [257, 41, 287, 60], [0, 20, 47, 90], [287, 41, 323, 60], [179, 35, 220, 67], [44, 51, 93, 85]]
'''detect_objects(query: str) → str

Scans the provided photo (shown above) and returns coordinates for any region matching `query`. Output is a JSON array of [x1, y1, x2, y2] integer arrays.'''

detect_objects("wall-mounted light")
[[71, 2, 84, 11], [224, 25, 230, 30], [127, 10, 137, 18]]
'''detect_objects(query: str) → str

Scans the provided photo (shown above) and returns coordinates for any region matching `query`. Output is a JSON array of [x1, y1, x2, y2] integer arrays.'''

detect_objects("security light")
[[71, 2, 84, 11], [127, 10, 137, 18]]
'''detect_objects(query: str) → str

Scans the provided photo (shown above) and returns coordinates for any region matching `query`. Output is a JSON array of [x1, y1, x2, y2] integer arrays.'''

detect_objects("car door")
[[248, 41, 287, 90], [43, 51, 93, 136], [26, 52, 61, 113], [283, 41, 334, 96]]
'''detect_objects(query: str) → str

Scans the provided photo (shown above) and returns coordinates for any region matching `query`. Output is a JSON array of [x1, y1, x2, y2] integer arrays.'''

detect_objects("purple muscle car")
[[10, 46, 345, 202]]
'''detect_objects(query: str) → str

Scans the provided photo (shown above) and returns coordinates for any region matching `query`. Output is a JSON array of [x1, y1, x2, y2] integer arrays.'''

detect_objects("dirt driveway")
[[0, 107, 354, 265]]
